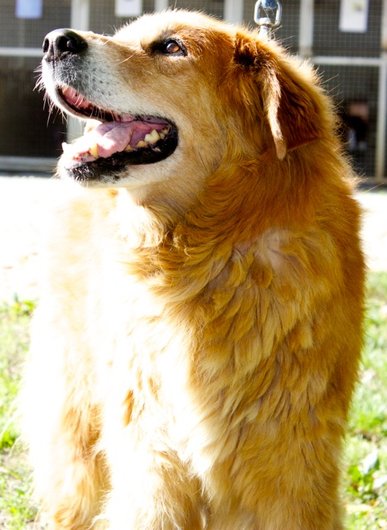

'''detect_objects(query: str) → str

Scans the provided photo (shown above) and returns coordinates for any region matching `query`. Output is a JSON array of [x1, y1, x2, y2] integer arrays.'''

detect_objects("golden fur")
[[22, 10, 365, 529]]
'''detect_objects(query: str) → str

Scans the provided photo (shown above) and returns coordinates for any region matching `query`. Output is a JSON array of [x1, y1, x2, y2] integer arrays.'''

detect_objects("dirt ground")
[[0, 176, 386, 303]]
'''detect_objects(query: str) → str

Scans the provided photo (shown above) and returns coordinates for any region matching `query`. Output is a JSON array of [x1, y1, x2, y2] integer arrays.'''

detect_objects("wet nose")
[[42, 29, 88, 61]]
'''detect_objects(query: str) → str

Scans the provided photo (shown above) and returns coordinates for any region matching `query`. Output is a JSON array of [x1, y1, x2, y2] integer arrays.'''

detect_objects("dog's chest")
[[88, 243, 192, 413]]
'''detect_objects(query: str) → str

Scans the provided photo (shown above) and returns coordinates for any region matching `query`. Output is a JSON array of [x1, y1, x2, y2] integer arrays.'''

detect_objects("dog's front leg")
[[21, 308, 107, 529], [101, 410, 204, 530]]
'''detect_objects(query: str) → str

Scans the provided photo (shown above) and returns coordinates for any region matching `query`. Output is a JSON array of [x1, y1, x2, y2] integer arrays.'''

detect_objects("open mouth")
[[56, 85, 178, 181]]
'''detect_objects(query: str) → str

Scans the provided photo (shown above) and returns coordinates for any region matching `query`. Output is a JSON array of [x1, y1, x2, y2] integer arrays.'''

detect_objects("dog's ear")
[[234, 33, 320, 159]]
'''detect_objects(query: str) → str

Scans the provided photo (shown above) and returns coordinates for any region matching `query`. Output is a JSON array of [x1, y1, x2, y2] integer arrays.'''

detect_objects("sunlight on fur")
[[21, 9, 365, 530]]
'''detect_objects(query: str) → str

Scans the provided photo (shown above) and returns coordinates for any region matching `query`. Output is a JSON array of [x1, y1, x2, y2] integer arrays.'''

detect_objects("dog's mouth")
[[56, 85, 178, 181]]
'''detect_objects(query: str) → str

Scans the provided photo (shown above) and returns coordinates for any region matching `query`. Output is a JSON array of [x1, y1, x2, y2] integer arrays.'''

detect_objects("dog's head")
[[42, 10, 330, 196]]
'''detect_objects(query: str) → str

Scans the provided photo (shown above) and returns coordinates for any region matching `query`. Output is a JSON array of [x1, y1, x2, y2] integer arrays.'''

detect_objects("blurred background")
[[0, 0, 386, 184]]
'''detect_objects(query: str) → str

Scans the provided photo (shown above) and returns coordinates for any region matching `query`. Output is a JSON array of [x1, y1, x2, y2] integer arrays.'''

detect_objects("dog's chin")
[[59, 128, 179, 185]]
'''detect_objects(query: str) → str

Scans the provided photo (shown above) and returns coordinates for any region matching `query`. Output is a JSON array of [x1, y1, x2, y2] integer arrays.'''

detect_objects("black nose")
[[42, 29, 88, 61]]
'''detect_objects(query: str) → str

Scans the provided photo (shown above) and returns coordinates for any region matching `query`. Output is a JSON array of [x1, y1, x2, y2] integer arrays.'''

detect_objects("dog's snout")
[[43, 29, 88, 61]]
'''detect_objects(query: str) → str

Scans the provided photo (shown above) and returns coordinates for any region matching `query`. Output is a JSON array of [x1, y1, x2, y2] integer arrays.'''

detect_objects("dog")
[[22, 9, 365, 529]]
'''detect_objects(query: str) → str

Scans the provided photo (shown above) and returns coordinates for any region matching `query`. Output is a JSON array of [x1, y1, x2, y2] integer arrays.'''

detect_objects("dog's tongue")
[[93, 121, 135, 158], [62, 119, 167, 166]]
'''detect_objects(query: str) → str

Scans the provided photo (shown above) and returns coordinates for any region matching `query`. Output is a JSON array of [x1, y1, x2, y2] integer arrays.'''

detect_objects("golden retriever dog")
[[22, 9, 365, 530]]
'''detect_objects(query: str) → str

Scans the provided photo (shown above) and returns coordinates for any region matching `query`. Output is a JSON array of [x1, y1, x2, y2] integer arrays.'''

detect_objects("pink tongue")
[[93, 120, 166, 158], [94, 122, 133, 158]]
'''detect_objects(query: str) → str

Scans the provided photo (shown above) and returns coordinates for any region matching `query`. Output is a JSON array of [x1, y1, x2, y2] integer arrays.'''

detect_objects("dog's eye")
[[161, 39, 187, 57], [164, 40, 181, 54]]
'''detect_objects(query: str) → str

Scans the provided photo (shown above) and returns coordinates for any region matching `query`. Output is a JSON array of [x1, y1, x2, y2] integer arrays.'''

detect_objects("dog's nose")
[[42, 29, 88, 61]]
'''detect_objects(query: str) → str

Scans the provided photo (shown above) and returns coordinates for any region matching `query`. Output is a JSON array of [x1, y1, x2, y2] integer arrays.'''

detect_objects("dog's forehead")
[[113, 10, 233, 46]]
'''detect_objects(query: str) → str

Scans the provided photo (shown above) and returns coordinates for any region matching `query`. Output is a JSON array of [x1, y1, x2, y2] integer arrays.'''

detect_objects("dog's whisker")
[[117, 52, 137, 65], [34, 76, 45, 93]]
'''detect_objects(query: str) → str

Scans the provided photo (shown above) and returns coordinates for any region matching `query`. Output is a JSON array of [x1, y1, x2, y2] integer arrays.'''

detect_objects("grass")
[[0, 299, 37, 529], [344, 272, 387, 529], [0, 275, 386, 529]]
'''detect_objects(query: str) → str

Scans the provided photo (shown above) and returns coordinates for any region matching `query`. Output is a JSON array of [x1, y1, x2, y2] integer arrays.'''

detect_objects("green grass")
[[344, 272, 387, 529], [0, 276, 386, 529], [0, 299, 37, 529]]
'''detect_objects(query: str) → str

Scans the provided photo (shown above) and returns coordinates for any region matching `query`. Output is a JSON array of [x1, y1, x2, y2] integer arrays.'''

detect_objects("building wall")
[[0, 0, 385, 179]]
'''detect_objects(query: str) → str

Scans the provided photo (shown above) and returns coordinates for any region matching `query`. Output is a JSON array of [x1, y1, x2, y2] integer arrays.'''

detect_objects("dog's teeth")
[[144, 130, 160, 144], [89, 144, 99, 158], [124, 145, 134, 152], [159, 127, 170, 139], [136, 140, 147, 148]]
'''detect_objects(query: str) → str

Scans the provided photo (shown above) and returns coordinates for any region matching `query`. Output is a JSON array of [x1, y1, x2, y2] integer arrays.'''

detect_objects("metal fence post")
[[224, 0, 244, 24], [375, 0, 387, 181], [299, 0, 314, 58]]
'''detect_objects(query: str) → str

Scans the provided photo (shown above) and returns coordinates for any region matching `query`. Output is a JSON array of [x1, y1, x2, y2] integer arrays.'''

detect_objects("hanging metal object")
[[254, 0, 282, 39]]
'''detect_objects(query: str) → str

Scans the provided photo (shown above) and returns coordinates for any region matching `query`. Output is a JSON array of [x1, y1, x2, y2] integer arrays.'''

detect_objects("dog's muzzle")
[[40, 28, 178, 183]]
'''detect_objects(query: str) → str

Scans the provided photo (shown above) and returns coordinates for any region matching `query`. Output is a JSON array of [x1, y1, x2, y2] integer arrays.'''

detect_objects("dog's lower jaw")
[[57, 130, 179, 183]]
